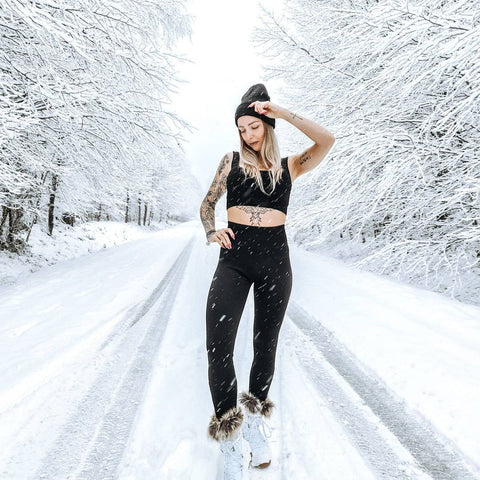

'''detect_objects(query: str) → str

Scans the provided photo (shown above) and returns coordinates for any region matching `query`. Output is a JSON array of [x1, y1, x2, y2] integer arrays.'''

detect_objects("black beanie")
[[234, 83, 276, 129]]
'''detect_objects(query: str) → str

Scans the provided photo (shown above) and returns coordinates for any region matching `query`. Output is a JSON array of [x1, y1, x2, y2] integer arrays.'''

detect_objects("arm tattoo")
[[199, 153, 230, 233], [236, 206, 272, 226], [299, 151, 311, 166], [290, 111, 304, 121]]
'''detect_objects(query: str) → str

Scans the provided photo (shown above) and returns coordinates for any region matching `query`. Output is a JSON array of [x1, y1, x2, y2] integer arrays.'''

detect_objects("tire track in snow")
[[276, 335, 317, 480], [235, 294, 290, 480], [0, 248, 187, 478], [287, 300, 480, 480], [98, 243, 190, 351], [276, 355, 289, 480], [33, 239, 194, 480]]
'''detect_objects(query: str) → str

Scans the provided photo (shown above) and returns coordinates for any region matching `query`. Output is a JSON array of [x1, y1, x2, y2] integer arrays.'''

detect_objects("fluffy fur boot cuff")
[[239, 391, 275, 418], [208, 406, 244, 442]]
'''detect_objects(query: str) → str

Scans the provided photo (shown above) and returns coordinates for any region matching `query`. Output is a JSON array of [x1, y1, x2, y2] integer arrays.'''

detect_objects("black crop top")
[[226, 151, 292, 214]]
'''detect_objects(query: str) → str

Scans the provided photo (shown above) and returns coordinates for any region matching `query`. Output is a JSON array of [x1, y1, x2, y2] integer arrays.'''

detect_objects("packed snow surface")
[[0, 220, 479, 480]]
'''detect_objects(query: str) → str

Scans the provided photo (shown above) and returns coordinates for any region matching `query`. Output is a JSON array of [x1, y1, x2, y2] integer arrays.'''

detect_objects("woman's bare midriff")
[[227, 206, 286, 227]]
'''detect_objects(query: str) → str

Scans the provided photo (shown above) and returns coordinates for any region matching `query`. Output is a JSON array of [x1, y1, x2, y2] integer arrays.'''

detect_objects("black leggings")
[[206, 220, 293, 419]]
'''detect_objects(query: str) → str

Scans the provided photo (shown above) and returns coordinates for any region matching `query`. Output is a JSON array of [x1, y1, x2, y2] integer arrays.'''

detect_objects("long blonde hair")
[[238, 121, 284, 195]]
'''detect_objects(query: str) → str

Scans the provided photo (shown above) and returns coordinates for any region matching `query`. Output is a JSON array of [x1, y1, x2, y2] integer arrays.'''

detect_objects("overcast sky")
[[171, 0, 285, 191]]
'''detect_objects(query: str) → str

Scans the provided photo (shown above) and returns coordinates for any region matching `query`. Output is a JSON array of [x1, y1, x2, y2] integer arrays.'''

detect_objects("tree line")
[[0, 0, 198, 253], [253, 0, 480, 305]]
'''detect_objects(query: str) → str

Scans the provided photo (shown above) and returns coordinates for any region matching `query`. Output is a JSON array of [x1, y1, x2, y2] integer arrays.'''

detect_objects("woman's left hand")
[[248, 100, 284, 119]]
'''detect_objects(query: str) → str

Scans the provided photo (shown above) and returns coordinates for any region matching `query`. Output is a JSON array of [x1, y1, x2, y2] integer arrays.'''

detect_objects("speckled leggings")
[[206, 220, 293, 419]]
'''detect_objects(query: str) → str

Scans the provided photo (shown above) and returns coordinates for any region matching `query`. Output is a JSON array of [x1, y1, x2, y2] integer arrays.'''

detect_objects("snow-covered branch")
[[253, 0, 480, 305], [0, 0, 197, 251]]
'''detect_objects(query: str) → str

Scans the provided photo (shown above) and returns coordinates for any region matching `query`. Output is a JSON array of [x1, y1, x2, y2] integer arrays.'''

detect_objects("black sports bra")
[[226, 151, 292, 214]]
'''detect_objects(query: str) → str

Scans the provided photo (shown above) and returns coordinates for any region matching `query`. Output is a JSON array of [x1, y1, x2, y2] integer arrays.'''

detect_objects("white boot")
[[239, 391, 274, 469], [219, 428, 244, 480], [208, 406, 244, 480]]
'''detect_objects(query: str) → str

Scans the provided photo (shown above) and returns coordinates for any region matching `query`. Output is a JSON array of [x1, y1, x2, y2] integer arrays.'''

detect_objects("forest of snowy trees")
[[1, 0, 478, 307], [0, 0, 198, 254], [252, 0, 480, 306]]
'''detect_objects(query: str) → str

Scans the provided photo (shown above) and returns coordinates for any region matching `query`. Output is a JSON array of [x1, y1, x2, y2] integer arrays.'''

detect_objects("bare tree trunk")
[[7, 209, 14, 243], [1, 207, 26, 252], [143, 203, 148, 226], [0, 206, 8, 232], [137, 196, 141, 226], [48, 174, 58, 235], [125, 189, 130, 223]]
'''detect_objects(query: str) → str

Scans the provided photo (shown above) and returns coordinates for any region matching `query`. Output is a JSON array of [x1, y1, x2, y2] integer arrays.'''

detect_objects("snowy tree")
[[0, 0, 196, 252], [253, 0, 480, 305]]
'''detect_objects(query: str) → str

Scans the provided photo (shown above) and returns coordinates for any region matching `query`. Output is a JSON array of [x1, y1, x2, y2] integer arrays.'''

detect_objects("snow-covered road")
[[0, 221, 479, 480]]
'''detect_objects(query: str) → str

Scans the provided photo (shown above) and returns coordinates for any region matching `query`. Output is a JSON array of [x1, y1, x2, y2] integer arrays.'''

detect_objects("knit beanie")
[[234, 83, 276, 129]]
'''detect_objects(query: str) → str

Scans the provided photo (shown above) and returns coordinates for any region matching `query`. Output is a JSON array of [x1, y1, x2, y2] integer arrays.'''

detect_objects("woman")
[[200, 83, 335, 479]]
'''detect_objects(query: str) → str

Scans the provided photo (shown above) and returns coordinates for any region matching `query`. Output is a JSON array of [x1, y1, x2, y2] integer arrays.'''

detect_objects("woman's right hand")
[[207, 228, 235, 249]]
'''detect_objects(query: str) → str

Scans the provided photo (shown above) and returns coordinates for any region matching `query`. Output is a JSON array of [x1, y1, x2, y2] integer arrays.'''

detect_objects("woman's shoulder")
[[223, 151, 237, 162], [220, 151, 237, 176], [219, 151, 236, 167]]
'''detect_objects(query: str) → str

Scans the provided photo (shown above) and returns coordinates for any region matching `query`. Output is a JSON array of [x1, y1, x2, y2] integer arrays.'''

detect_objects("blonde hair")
[[238, 121, 284, 195]]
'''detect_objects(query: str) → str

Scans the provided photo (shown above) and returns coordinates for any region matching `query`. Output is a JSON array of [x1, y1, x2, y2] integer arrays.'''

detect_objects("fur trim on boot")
[[260, 398, 275, 418], [208, 406, 244, 442], [239, 391, 275, 418]]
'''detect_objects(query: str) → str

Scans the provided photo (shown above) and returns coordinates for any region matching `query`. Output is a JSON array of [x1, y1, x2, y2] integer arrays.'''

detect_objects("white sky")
[[170, 0, 285, 191]]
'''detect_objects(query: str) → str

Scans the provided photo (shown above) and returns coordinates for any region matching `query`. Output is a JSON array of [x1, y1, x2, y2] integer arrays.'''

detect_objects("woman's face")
[[237, 116, 265, 152]]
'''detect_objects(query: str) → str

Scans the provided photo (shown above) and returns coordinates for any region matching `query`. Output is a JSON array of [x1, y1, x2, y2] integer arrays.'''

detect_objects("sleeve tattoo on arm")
[[200, 153, 230, 233]]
